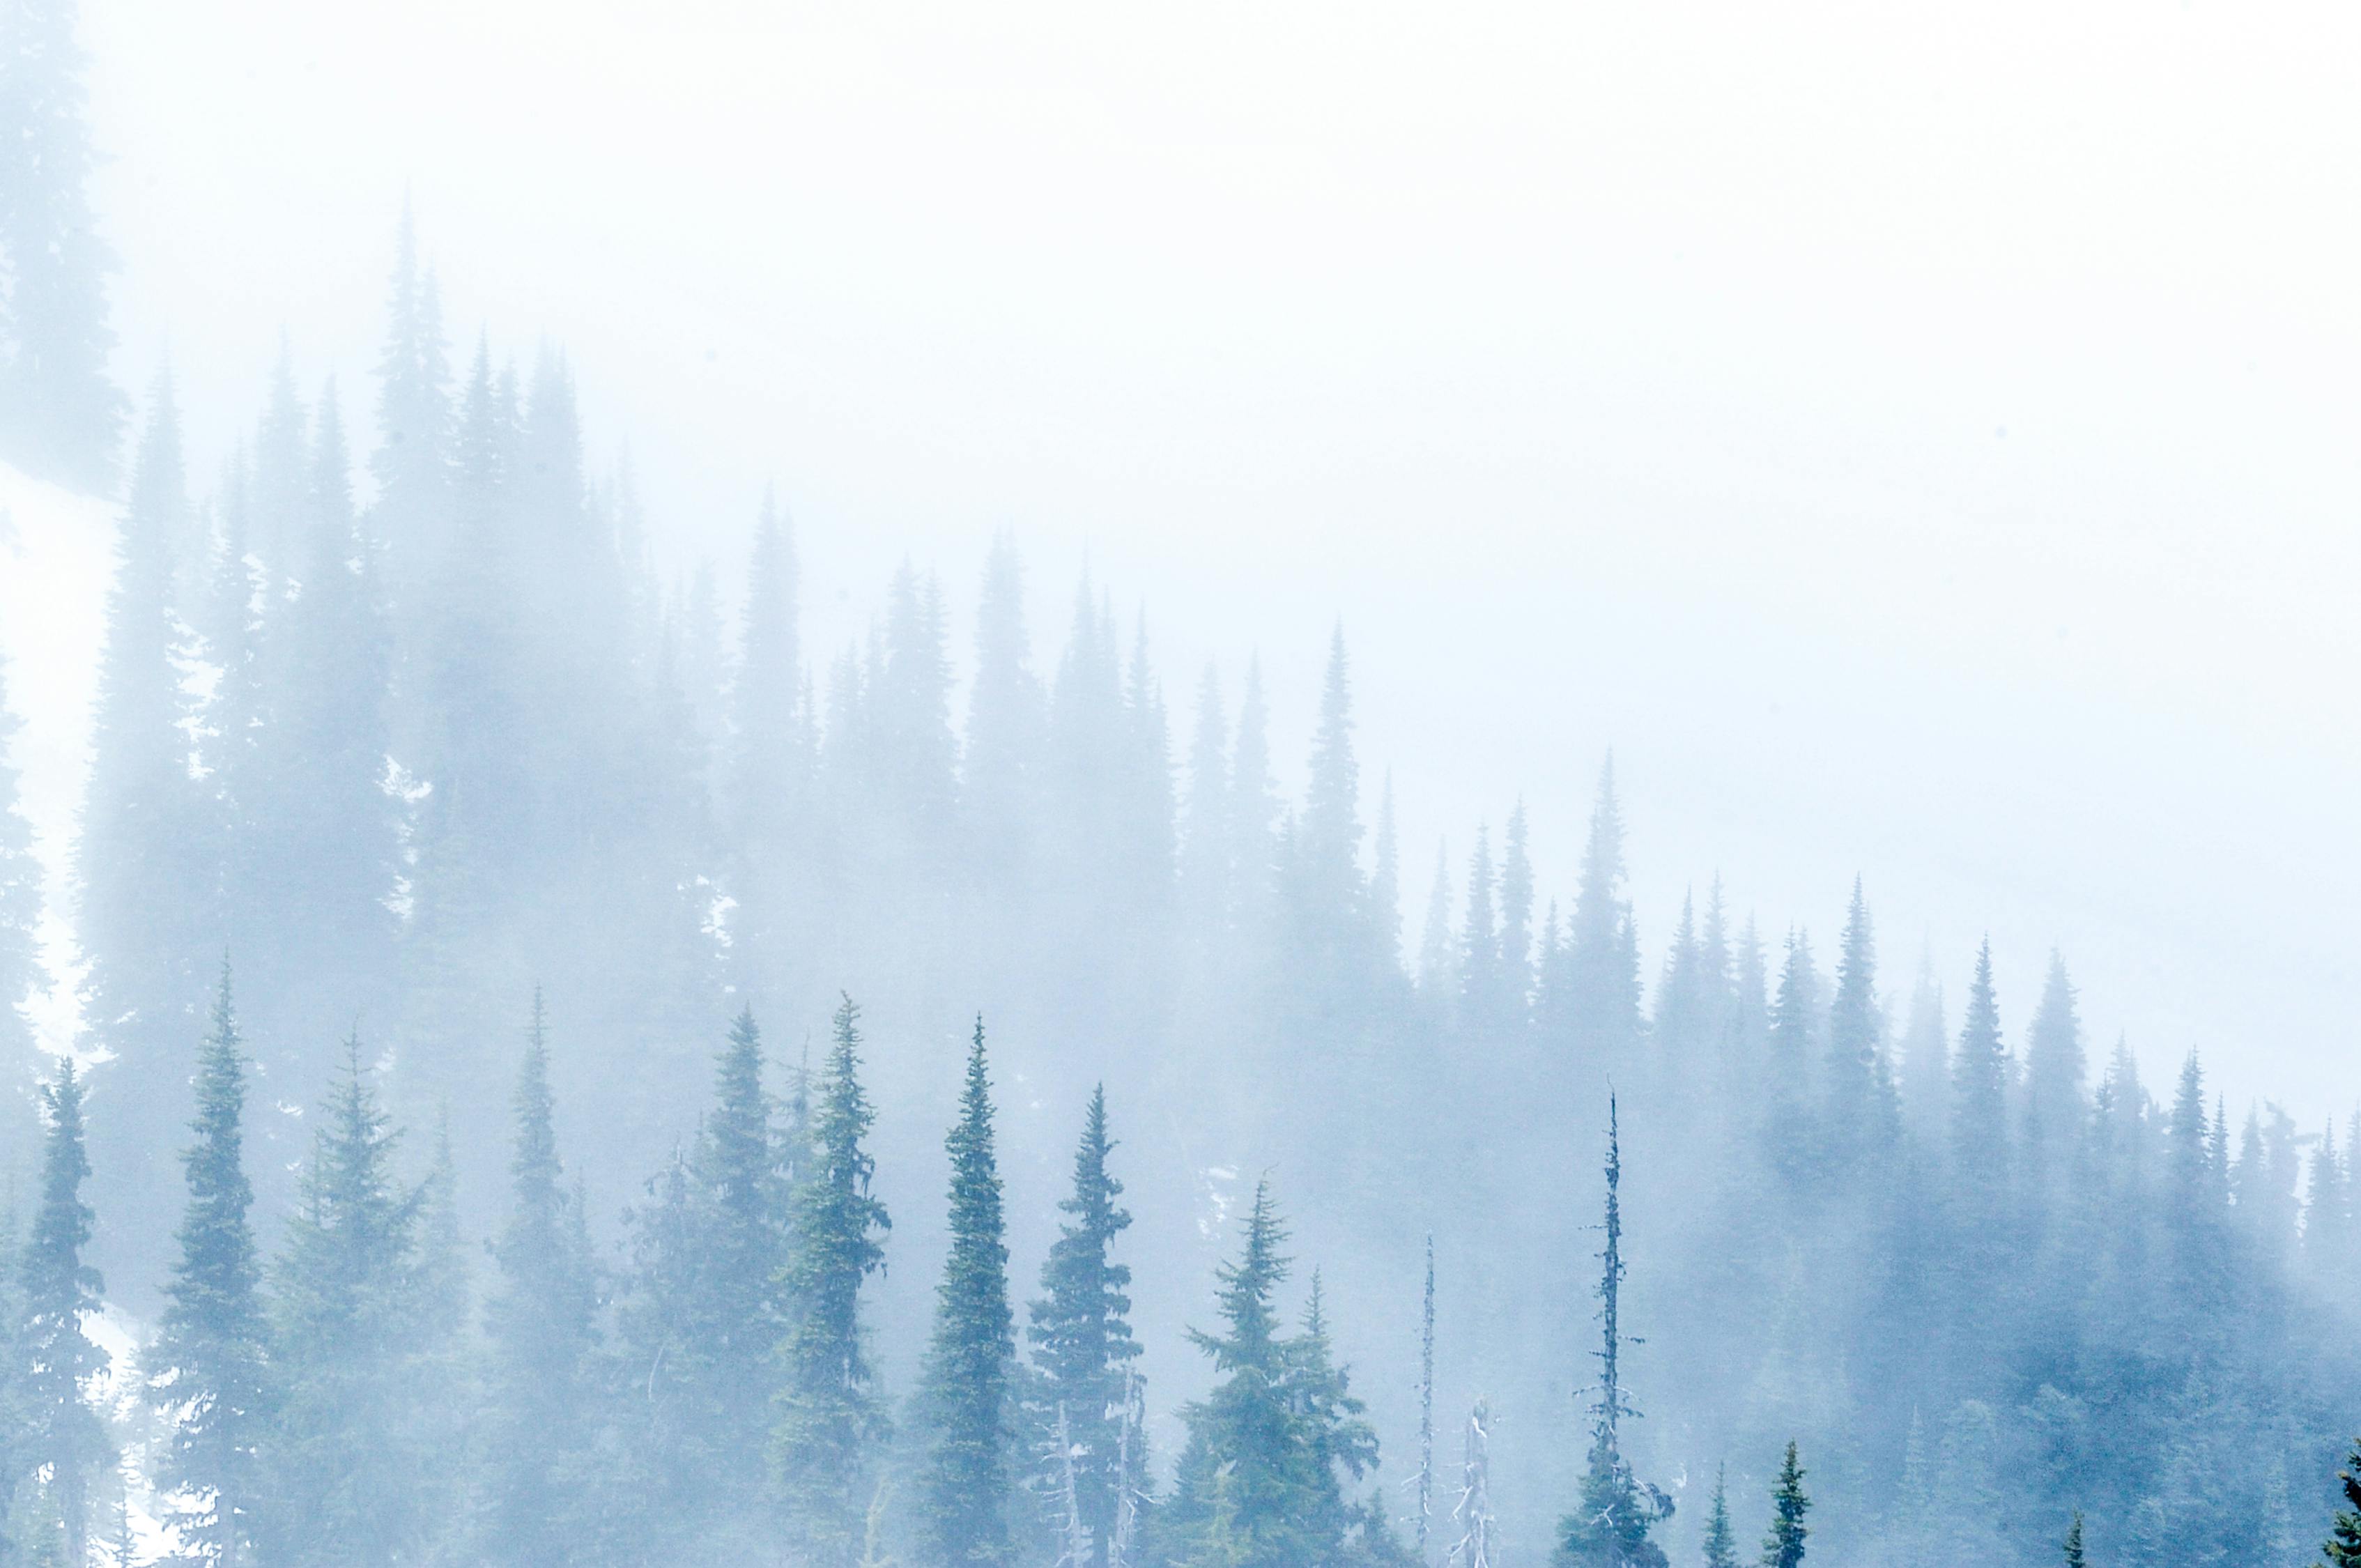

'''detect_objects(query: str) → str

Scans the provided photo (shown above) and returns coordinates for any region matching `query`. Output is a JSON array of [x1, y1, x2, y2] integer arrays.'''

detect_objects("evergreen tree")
[[920, 1019, 1017, 1568], [81, 378, 212, 1283], [0, 0, 123, 486], [965, 532, 1045, 891], [694, 1005, 793, 1476], [1293, 625, 1367, 960], [1416, 842, 1456, 1005], [1027, 1084, 1142, 1568], [2020, 952, 2085, 1201], [20, 1058, 110, 1567], [2318, 1437, 2361, 1567], [1822, 878, 1888, 1170], [1177, 667, 1232, 957], [261, 1037, 434, 1568], [1949, 939, 2008, 1194], [1701, 1466, 1739, 1568], [776, 995, 892, 1568], [146, 964, 268, 1568], [1564, 758, 1642, 1063], [1555, 1097, 1672, 1568], [2061, 1510, 2085, 1568], [369, 200, 453, 601], [1760, 1443, 1808, 1568], [481, 992, 601, 1568], [1498, 801, 1534, 1019]]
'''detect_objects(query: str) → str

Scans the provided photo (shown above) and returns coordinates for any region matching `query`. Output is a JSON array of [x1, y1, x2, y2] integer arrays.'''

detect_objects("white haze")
[[36, 0, 2361, 1116]]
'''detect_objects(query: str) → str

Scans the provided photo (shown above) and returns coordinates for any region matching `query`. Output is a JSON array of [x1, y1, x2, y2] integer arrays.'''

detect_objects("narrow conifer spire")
[[1762, 1442, 1810, 1568]]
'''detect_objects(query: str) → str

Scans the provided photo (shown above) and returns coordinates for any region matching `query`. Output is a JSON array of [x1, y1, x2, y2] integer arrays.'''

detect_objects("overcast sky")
[[47, 0, 2361, 1114]]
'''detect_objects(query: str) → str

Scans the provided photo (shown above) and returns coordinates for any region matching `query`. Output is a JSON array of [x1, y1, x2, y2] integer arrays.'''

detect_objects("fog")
[[1, 3, 2360, 1567]]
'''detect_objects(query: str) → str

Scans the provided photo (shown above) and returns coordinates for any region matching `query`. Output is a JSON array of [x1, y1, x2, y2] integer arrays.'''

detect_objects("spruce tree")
[[695, 1005, 792, 1478], [1564, 757, 1642, 1062], [1555, 1097, 1672, 1568], [1027, 1084, 1141, 1568], [2061, 1509, 2086, 1568], [20, 1058, 111, 1568], [776, 995, 892, 1568], [1701, 1466, 1739, 1568], [262, 1036, 433, 1568], [2319, 1438, 2361, 1567], [1822, 878, 1886, 1170], [481, 992, 601, 1568], [1949, 939, 2008, 1194], [0, 0, 123, 486], [919, 1018, 1016, 1568], [2020, 952, 2085, 1201], [147, 964, 268, 1568], [1760, 1443, 1808, 1568]]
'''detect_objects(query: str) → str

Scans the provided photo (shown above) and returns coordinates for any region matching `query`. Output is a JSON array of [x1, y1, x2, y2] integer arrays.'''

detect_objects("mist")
[[0, 3, 2358, 1567]]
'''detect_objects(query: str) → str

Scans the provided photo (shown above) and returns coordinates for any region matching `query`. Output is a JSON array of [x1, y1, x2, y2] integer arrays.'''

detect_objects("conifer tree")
[[369, 201, 453, 601], [2020, 952, 2085, 1201], [1564, 758, 1641, 1062], [964, 532, 1045, 890], [1949, 940, 2008, 1194], [2318, 1438, 2361, 1567], [482, 992, 600, 1568], [920, 1019, 1017, 1568], [1028, 1084, 1142, 1568], [262, 1036, 434, 1568], [1177, 666, 1232, 954], [2061, 1509, 2086, 1568], [1498, 801, 1534, 1017], [693, 1005, 792, 1477], [1227, 655, 1280, 951], [776, 995, 892, 1568], [1416, 842, 1456, 1005], [0, 0, 123, 487], [1760, 1443, 1808, 1568], [1701, 1466, 1739, 1568], [1294, 625, 1367, 958], [1822, 879, 1886, 1170], [1555, 1097, 1672, 1568], [20, 1058, 111, 1568], [147, 964, 268, 1568]]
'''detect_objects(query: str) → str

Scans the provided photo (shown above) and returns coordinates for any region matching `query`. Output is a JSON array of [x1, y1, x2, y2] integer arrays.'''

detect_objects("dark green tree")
[[481, 992, 601, 1568], [1701, 1466, 1739, 1568], [2062, 1509, 2086, 1568], [2319, 1438, 2361, 1567], [919, 1018, 1017, 1568], [1556, 1098, 1672, 1568], [146, 964, 269, 1567], [776, 995, 891, 1568], [1760, 1444, 1807, 1568], [20, 1057, 111, 1567], [261, 1037, 434, 1568], [1027, 1084, 1142, 1568]]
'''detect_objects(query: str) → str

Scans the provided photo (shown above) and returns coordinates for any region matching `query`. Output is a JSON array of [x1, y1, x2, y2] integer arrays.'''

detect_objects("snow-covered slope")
[[0, 459, 117, 1060]]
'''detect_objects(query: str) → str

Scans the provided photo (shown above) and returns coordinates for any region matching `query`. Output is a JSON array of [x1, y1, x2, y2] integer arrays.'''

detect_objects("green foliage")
[[19, 1059, 111, 1565], [1026, 1084, 1142, 1568], [2321, 1438, 2361, 1567], [917, 1018, 1016, 1568], [1702, 1466, 1739, 1568], [2061, 1510, 2085, 1568], [146, 965, 270, 1567], [776, 995, 891, 1568], [1760, 1443, 1808, 1568]]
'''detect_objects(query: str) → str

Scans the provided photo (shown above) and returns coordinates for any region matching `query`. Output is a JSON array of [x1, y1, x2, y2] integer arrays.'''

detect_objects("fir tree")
[[0, 0, 123, 486], [695, 1005, 792, 1477], [481, 992, 601, 1568], [1822, 878, 1887, 1170], [2061, 1509, 2086, 1568], [146, 964, 268, 1568], [1555, 1097, 1672, 1568], [1760, 1443, 1808, 1568], [2020, 952, 2085, 1201], [1564, 757, 1642, 1062], [2319, 1438, 2361, 1567], [1701, 1466, 1739, 1568], [918, 1018, 1017, 1568], [20, 1058, 111, 1568], [1028, 1084, 1142, 1568], [776, 995, 892, 1568], [261, 1036, 433, 1568], [1949, 939, 2008, 1194]]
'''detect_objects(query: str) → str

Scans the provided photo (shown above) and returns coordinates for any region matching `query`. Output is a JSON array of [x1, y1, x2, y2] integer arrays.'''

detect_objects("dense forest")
[[3, 1, 2361, 1565]]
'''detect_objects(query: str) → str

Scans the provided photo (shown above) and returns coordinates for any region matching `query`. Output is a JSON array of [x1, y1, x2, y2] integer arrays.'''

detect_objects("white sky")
[[38, 0, 2361, 1114]]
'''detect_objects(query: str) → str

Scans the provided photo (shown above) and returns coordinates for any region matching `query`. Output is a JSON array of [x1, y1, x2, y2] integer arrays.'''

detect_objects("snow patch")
[[0, 461, 117, 1061]]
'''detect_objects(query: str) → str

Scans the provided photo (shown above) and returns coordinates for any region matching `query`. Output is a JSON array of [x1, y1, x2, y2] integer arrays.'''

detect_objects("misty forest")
[[3, 3, 2361, 1567]]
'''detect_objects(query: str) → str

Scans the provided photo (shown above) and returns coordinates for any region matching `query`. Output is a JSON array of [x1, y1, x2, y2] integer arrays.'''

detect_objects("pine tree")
[[146, 964, 268, 1568], [0, 0, 124, 486], [2318, 1438, 2361, 1567], [1293, 625, 1367, 959], [20, 1058, 111, 1568], [1564, 757, 1641, 1063], [81, 378, 212, 1281], [481, 992, 601, 1568], [2020, 952, 2085, 1201], [919, 1018, 1017, 1568], [1822, 878, 1887, 1171], [1555, 1097, 1672, 1568], [261, 1036, 434, 1568], [694, 1005, 792, 1477], [1028, 1084, 1142, 1568], [369, 199, 453, 603], [1950, 939, 2008, 1194], [776, 995, 893, 1568], [2061, 1509, 2086, 1568], [1701, 1466, 1739, 1568], [1760, 1443, 1808, 1568]]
